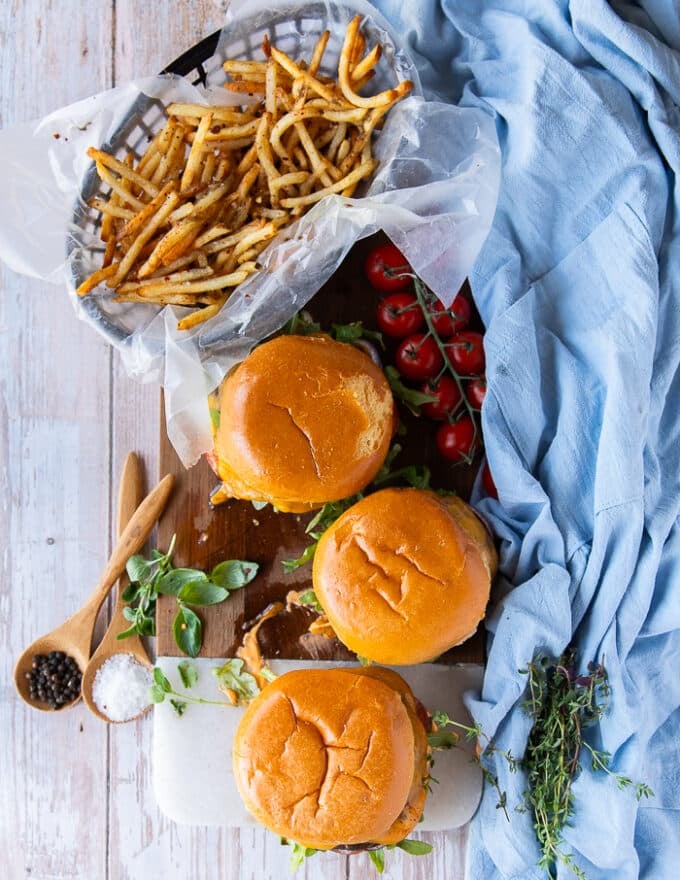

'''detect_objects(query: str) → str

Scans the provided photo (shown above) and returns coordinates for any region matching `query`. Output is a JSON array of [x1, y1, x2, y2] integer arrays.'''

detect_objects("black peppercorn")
[[27, 653, 82, 710]]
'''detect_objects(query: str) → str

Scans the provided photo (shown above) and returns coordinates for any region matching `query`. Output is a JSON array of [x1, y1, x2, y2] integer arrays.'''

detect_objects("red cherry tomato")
[[481, 462, 498, 499], [446, 331, 486, 376], [395, 333, 444, 382], [429, 294, 471, 338], [420, 375, 462, 420], [376, 293, 424, 338], [364, 242, 412, 292], [435, 417, 479, 463], [466, 376, 487, 410]]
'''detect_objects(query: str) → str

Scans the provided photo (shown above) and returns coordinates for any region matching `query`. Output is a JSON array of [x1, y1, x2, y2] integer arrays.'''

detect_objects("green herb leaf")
[[396, 839, 433, 856], [121, 583, 140, 602], [356, 654, 372, 667], [122, 606, 137, 622], [178, 581, 229, 606], [385, 365, 438, 413], [210, 560, 259, 591], [282, 543, 317, 572], [173, 606, 203, 658], [149, 684, 166, 704], [298, 590, 323, 613], [213, 658, 260, 704], [126, 555, 153, 583], [427, 730, 459, 749], [283, 840, 320, 871], [116, 624, 139, 640], [169, 699, 187, 717], [178, 660, 198, 689], [368, 848, 386, 873], [153, 667, 172, 692], [157, 568, 208, 596], [209, 407, 220, 430]]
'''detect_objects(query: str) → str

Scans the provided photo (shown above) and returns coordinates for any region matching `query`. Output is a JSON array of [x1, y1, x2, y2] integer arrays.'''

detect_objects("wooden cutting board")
[[156, 234, 486, 665]]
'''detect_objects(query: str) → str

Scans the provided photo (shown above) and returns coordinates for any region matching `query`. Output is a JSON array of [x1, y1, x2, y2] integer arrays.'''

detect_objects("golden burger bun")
[[213, 334, 394, 512], [232, 666, 429, 850], [312, 487, 497, 664]]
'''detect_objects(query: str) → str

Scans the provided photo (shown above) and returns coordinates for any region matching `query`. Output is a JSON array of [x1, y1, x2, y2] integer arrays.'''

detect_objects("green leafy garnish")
[[298, 590, 324, 613], [149, 661, 261, 716], [177, 660, 198, 689], [384, 365, 438, 414], [119, 535, 259, 657], [367, 839, 433, 874], [213, 659, 261, 704], [280, 838, 320, 871]]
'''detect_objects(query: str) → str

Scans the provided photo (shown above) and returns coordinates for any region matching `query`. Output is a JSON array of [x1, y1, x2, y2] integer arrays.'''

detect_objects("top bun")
[[312, 488, 497, 664], [214, 334, 394, 512], [232, 666, 428, 850]]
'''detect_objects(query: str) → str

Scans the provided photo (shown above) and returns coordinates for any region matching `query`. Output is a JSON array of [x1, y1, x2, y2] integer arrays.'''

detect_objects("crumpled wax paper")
[[0, 0, 500, 466]]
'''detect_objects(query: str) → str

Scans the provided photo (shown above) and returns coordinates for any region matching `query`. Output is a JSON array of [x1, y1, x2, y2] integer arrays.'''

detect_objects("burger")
[[210, 334, 394, 512], [232, 665, 430, 851], [312, 487, 497, 664]]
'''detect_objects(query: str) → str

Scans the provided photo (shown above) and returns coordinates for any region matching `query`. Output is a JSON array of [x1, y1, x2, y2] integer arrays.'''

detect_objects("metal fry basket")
[[69, 0, 419, 348]]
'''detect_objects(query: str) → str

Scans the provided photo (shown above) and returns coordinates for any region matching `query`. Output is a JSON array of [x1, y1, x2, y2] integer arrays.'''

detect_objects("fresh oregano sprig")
[[119, 534, 259, 657], [150, 659, 262, 717]]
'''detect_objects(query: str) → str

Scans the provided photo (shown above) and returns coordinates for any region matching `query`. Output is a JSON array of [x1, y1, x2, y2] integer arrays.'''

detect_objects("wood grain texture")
[[1, 2, 475, 878]]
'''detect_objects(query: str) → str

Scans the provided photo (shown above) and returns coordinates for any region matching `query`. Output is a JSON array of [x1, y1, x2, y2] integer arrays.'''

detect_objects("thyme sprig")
[[430, 651, 653, 880], [520, 651, 654, 879]]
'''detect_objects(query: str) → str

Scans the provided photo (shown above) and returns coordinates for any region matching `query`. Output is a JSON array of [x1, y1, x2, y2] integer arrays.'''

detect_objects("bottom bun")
[[232, 667, 429, 850]]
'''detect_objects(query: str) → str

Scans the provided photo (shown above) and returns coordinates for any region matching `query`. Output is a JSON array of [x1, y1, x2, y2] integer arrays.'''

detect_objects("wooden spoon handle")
[[117, 452, 144, 538], [84, 473, 174, 615]]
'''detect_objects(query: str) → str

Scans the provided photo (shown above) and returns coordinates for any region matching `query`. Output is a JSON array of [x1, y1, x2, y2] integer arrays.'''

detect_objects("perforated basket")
[[69, 0, 419, 348]]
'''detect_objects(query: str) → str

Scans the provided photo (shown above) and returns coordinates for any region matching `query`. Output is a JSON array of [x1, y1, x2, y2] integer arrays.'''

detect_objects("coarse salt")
[[92, 653, 153, 722]]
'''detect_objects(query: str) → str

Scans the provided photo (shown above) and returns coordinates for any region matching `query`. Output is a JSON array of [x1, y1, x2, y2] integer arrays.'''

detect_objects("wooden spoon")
[[81, 452, 153, 723], [13, 471, 174, 712]]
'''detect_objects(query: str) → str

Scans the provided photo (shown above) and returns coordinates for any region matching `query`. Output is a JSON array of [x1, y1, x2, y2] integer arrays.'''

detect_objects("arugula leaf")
[[169, 699, 187, 717], [178, 660, 198, 689], [396, 839, 433, 856], [210, 560, 259, 591], [298, 590, 324, 613], [213, 659, 261, 704], [173, 606, 202, 658], [385, 365, 438, 413], [369, 849, 385, 873], [282, 544, 317, 573], [281, 839, 320, 871], [178, 581, 229, 606]]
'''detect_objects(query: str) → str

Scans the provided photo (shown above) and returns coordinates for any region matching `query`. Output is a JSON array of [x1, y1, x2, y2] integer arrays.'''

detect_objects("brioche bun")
[[312, 488, 497, 664], [214, 334, 394, 512], [232, 666, 429, 850]]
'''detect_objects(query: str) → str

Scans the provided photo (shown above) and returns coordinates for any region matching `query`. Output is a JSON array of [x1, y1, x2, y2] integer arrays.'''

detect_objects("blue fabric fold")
[[371, 2, 680, 877]]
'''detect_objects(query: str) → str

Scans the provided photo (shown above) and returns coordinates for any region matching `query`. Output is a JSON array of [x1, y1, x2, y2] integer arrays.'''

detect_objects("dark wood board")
[[157, 233, 486, 664]]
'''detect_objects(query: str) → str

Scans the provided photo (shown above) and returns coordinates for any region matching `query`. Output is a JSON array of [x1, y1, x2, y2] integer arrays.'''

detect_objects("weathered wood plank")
[[0, 2, 115, 876]]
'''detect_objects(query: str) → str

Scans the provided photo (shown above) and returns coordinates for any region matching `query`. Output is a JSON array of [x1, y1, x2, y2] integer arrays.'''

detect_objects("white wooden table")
[[1, 2, 469, 877]]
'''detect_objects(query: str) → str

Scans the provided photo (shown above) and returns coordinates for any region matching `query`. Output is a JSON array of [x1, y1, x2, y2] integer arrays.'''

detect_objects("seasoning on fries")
[[78, 15, 413, 330]]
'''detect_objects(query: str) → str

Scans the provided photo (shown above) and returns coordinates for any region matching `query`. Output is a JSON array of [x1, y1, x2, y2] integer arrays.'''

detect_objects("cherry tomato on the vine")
[[428, 294, 471, 338], [376, 292, 425, 338], [481, 461, 498, 499], [435, 416, 479, 463], [465, 376, 487, 410], [419, 375, 462, 420], [364, 242, 412, 293], [395, 333, 444, 382], [446, 330, 486, 376]]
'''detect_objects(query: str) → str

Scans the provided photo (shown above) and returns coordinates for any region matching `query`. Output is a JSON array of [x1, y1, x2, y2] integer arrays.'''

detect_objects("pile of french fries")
[[77, 15, 412, 331]]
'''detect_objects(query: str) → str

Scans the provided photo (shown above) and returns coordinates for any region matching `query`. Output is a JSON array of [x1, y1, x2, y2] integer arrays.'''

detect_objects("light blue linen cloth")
[[372, 1, 680, 878]]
